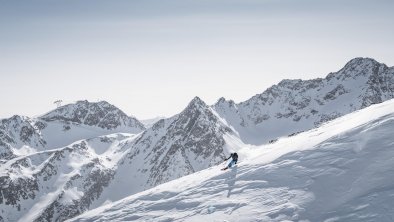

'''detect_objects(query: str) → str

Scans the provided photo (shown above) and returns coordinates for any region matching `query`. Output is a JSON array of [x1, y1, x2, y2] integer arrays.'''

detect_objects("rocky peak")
[[185, 96, 207, 111], [1, 115, 27, 125], [277, 79, 302, 89], [215, 97, 236, 106], [212, 57, 393, 145], [40, 100, 145, 131], [0, 115, 46, 149], [126, 96, 234, 187], [216, 97, 227, 105], [42, 100, 119, 119], [343, 57, 380, 69], [178, 97, 217, 131], [213, 97, 238, 116], [332, 57, 388, 80]]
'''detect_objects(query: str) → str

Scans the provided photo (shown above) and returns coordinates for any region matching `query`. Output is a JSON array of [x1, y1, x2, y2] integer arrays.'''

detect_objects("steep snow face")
[[0, 101, 147, 221], [0, 97, 242, 222], [71, 99, 394, 222], [214, 57, 394, 145], [137, 97, 236, 185], [2, 57, 394, 222], [91, 97, 242, 207], [0, 133, 138, 222]]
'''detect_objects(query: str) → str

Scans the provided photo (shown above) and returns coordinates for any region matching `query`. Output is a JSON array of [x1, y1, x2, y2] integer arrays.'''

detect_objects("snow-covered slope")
[[38, 100, 145, 148], [0, 100, 145, 159], [214, 57, 394, 145], [140, 116, 166, 129], [0, 101, 147, 221], [90, 97, 242, 208], [0, 133, 139, 222], [0, 115, 47, 160], [0, 97, 242, 222], [1, 57, 394, 222], [71, 98, 394, 222]]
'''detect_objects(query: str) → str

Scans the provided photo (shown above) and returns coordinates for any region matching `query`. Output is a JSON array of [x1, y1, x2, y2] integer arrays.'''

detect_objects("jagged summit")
[[342, 57, 381, 69], [215, 97, 236, 106], [185, 96, 207, 110], [1, 57, 394, 222], [213, 57, 394, 145], [0, 100, 146, 155], [0, 115, 30, 128], [71, 98, 394, 222], [41, 100, 119, 120], [216, 97, 226, 103], [117, 94, 235, 189], [0, 114, 46, 150], [40, 100, 145, 131], [330, 57, 389, 81]]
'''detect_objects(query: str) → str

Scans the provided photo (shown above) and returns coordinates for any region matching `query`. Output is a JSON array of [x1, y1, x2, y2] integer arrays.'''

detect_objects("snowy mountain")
[[0, 115, 47, 160], [1, 57, 394, 221], [0, 97, 241, 222], [40, 100, 145, 134], [89, 97, 240, 207], [71, 98, 394, 222], [214, 57, 394, 145], [140, 116, 166, 129], [0, 100, 147, 221], [0, 100, 145, 156], [40, 100, 145, 131], [0, 133, 138, 222]]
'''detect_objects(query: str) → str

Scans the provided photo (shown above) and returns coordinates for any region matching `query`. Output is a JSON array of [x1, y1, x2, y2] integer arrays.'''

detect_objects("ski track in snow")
[[70, 99, 394, 222]]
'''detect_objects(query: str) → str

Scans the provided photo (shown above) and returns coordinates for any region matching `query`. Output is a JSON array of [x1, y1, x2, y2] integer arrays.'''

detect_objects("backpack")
[[232, 152, 238, 161]]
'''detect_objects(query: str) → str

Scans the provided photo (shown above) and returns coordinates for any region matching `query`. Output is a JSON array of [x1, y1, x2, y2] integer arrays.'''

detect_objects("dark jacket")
[[226, 153, 238, 161]]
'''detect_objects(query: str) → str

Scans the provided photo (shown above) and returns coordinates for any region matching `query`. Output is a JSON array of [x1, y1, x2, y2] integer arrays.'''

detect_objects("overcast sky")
[[1, 0, 393, 120]]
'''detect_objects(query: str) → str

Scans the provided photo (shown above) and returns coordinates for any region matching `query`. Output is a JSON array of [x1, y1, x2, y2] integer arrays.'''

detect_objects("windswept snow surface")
[[71, 99, 394, 222]]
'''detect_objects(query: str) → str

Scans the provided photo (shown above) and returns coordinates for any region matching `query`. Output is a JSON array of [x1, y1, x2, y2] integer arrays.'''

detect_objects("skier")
[[221, 152, 238, 170]]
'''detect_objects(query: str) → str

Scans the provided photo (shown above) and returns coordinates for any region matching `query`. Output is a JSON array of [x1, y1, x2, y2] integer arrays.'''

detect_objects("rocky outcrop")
[[1, 57, 394, 221], [40, 100, 145, 132], [214, 57, 394, 144]]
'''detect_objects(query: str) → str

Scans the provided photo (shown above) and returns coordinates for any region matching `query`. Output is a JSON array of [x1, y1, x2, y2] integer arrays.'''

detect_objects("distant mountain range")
[[1, 57, 393, 221], [70, 95, 394, 222], [214, 57, 394, 144]]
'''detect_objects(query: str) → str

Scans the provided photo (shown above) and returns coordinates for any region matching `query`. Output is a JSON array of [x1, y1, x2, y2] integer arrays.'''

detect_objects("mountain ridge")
[[70, 97, 394, 222], [1, 57, 394, 221], [213, 57, 394, 145], [40, 100, 145, 132]]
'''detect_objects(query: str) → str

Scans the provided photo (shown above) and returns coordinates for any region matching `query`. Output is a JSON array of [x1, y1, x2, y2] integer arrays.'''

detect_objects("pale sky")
[[1, 0, 393, 120]]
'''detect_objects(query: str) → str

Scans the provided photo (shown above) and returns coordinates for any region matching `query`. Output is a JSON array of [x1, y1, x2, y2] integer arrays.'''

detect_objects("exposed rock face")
[[0, 101, 146, 159], [0, 98, 236, 222], [0, 115, 46, 149], [109, 97, 236, 193], [0, 101, 146, 221], [40, 100, 145, 132], [214, 57, 394, 144], [130, 97, 234, 186], [0, 139, 118, 222], [1, 58, 394, 221]]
